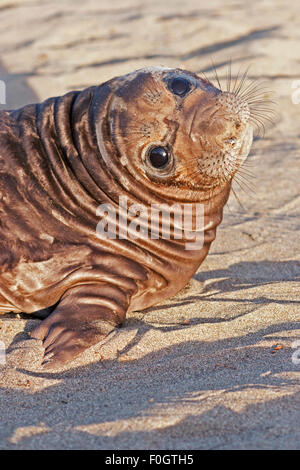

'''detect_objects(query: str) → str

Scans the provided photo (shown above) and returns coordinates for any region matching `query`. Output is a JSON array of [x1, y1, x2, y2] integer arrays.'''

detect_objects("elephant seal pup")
[[0, 67, 254, 368]]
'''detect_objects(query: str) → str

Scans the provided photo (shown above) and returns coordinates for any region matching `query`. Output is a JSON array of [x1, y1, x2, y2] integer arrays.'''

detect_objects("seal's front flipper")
[[30, 283, 129, 369]]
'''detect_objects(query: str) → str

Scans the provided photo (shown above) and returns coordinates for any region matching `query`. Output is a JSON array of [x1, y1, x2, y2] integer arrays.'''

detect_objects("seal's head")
[[97, 67, 255, 196]]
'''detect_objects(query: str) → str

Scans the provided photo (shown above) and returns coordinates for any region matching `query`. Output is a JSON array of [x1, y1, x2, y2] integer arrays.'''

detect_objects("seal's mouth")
[[197, 125, 253, 183], [194, 91, 254, 185], [163, 87, 257, 191], [185, 68, 275, 191]]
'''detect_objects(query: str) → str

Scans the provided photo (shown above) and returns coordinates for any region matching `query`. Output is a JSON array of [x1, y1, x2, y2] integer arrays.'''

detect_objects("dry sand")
[[0, 0, 299, 450]]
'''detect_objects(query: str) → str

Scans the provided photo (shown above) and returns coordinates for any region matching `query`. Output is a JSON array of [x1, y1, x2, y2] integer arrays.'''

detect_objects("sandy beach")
[[0, 0, 299, 449]]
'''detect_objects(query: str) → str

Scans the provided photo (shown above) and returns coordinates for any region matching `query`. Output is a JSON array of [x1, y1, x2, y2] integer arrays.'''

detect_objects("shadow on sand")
[[1, 258, 299, 449], [1, 320, 299, 449]]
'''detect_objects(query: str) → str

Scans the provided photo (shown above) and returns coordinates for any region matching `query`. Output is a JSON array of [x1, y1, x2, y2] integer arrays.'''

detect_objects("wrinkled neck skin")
[[4, 84, 231, 311], [92, 80, 232, 309]]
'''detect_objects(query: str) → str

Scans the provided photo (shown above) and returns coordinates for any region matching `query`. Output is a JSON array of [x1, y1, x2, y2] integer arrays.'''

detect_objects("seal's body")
[[0, 67, 253, 368]]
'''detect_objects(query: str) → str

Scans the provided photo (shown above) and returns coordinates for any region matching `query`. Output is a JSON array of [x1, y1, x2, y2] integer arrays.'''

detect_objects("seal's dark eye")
[[148, 146, 169, 168], [170, 77, 191, 96]]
